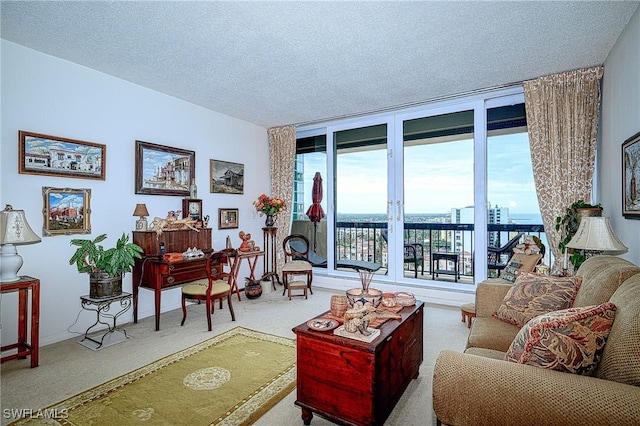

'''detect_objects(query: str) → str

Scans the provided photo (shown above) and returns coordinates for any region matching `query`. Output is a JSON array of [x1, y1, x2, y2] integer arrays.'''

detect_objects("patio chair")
[[381, 230, 424, 278], [487, 232, 524, 276], [288, 237, 381, 272]]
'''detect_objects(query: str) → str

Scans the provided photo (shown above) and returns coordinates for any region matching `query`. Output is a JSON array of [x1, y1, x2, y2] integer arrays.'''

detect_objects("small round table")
[[460, 302, 476, 328]]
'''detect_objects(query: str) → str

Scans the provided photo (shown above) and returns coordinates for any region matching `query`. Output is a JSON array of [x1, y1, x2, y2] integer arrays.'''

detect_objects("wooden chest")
[[292, 301, 424, 426]]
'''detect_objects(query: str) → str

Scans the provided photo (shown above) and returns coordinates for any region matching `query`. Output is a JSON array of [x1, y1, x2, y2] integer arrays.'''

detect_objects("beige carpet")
[[1, 286, 470, 426], [10, 327, 296, 426]]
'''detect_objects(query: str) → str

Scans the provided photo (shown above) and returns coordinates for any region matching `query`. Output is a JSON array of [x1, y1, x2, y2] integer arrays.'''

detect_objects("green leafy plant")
[[555, 200, 602, 269], [69, 233, 143, 277]]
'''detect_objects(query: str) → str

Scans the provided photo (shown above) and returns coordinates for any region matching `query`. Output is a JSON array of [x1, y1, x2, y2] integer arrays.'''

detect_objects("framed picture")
[[42, 187, 91, 236], [218, 208, 239, 229], [135, 140, 195, 196], [210, 159, 244, 194], [622, 130, 640, 219], [19, 131, 106, 180]]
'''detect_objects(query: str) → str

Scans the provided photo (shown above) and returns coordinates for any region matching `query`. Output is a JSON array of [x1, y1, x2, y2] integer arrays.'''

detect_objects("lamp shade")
[[133, 204, 150, 218], [0, 205, 41, 245], [566, 216, 628, 255]]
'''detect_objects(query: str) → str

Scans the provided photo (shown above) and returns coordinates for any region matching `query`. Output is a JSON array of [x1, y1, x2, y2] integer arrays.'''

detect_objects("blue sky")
[[301, 132, 540, 215]]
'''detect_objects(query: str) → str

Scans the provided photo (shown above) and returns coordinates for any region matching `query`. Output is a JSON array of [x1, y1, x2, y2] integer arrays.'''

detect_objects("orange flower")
[[253, 194, 286, 216]]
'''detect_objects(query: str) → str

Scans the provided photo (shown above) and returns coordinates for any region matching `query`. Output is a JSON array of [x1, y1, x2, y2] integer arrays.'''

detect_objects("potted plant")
[[555, 200, 602, 269], [69, 233, 143, 299]]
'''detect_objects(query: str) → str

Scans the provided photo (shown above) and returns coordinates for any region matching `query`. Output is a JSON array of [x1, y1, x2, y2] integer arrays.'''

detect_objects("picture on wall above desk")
[[135, 140, 195, 196], [219, 208, 239, 229], [42, 187, 91, 236], [19, 131, 106, 180], [210, 159, 244, 194]]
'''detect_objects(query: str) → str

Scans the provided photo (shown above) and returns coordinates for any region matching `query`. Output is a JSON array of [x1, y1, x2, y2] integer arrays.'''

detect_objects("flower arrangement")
[[253, 194, 286, 217]]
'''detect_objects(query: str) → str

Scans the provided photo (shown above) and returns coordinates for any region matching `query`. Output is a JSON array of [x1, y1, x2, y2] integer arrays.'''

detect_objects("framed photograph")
[[135, 140, 195, 196], [42, 187, 91, 236], [210, 159, 244, 194], [19, 131, 106, 180], [623, 130, 640, 219], [218, 208, 239, 229]]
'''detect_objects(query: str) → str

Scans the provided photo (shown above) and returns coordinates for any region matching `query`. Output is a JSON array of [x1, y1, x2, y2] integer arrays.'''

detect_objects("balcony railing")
[[329, 221, 550, 281]]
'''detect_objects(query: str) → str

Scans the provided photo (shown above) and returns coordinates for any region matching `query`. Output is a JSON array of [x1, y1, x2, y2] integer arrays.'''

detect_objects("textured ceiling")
[[1, 1, 638, 128]]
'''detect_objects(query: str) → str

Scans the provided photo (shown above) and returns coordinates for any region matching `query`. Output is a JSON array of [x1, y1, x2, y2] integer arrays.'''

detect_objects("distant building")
[[451, 206, 510, 253]]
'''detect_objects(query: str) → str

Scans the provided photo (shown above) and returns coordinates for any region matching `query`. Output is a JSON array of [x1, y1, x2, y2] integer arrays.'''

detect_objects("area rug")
[[13, 327, 296, 426]]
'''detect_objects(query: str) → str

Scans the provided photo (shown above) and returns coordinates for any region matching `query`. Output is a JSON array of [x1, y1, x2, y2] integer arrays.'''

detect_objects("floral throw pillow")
[[493, 273, 582, 327], [505, 302, 617, 376]]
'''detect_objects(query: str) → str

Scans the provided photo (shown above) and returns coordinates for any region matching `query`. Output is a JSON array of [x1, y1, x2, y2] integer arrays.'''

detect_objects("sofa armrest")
[[433, 350, 640, 426], [475, 278, 511, 317]]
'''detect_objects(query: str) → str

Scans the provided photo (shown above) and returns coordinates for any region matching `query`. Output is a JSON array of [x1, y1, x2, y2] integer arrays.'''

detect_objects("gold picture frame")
[[42, 187, 91, 236]]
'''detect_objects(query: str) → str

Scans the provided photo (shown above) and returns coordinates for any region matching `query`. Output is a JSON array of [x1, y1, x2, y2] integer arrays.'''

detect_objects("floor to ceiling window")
[[294, 87, 545, 288]]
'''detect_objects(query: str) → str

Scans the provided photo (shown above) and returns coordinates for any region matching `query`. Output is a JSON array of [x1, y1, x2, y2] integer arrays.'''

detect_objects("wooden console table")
[[293, 301, 424, 426], [132, 229, 217, 331], [1, 276, 40, 368]]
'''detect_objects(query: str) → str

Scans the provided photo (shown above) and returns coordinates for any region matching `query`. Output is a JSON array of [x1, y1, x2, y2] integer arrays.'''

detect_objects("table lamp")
[[0, 205, 42, 282], [566, 216, 628, 258], [133, 203, 150, 231]]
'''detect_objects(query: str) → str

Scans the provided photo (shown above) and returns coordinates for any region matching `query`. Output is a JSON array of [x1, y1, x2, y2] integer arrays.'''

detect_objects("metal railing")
[[332, 221, 549, 278]]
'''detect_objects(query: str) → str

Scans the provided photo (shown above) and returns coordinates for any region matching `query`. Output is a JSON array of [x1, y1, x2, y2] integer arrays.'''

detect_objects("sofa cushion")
[[493, 273, 582, 327], [506, 302, 616, 375], [466, 317, 521, 352], [596, 275, 640, 386], [501, 253, 542, 282], [573, 255, 640, 307]]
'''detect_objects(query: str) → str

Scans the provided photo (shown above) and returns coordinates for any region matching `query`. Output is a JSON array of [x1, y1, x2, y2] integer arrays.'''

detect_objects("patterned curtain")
[[267, 125, 297, 279], [524, 66, 604, 273]]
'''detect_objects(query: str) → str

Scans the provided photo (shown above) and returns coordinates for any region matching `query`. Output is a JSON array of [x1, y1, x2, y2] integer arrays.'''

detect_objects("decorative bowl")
[[346, 288, 382, 308]]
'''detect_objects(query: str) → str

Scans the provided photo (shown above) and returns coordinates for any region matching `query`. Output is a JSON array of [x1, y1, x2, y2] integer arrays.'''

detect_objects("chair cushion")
[[573, 255, 640, 307], [282, 260, 312, 272], [182, 280, 230, 297], [493, 273, 582, 327], [506, 302, 617, 376], [466, 317, 521, 352], [501, 253, 542, 282], [596, 275, 640, 385]]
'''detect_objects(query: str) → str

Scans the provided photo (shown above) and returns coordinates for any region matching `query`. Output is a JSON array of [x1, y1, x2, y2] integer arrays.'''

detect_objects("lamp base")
[[0, 244, 23, 283], [135, 218, 148, 231]]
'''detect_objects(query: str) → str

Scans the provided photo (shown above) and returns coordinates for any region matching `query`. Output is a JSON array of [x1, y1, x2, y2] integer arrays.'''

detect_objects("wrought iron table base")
[[80, 292, 132, 349]]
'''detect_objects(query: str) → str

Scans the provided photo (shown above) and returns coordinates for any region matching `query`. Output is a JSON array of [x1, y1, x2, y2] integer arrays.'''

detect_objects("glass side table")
[[79, 292, 132, 350]]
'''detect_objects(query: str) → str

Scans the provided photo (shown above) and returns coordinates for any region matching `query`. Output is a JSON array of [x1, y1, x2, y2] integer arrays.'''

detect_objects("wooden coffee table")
[[292, 301, 424, 426]]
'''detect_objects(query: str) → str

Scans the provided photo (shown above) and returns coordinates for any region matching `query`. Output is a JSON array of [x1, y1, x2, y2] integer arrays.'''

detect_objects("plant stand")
[[79, 292, 132, 350]]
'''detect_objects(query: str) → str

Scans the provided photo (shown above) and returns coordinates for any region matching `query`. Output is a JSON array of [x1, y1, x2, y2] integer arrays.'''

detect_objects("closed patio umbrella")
[[305, 172, 325, 250]]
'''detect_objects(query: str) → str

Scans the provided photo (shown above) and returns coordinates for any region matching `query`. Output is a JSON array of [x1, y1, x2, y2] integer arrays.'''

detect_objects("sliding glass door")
[[295, 87, 538, 288]]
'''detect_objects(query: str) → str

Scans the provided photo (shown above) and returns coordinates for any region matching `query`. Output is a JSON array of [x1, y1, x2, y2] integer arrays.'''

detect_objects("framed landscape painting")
[[135, 140, 195, 196], [210, 159, 244, 194], [19, 131, 106, 180], [218, 208, 239, 229], [622, 130, 640, 219], [42, 187, 91, 236]]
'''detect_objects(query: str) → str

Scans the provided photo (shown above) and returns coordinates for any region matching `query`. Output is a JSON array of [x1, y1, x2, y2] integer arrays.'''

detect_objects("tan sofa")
[[432, 255, 640, 425]]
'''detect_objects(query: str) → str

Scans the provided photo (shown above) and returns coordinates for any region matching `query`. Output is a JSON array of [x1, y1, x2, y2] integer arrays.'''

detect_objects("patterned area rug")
[[13, 327, 296, 425]]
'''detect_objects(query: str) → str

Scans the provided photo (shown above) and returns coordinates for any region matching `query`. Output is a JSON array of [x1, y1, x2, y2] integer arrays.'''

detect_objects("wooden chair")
[[180, 248, 236, 331], [282, 234, 313, 299], [487, 232, 524, 276], [381, 230, 425, 278]]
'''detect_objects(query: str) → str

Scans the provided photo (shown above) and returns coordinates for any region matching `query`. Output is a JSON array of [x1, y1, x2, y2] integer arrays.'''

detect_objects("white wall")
[[601, 7, 640, 264], [1, 41, 270, 346]]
